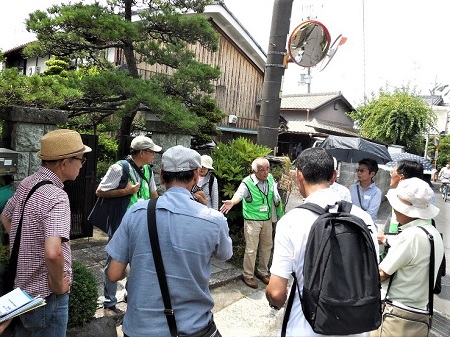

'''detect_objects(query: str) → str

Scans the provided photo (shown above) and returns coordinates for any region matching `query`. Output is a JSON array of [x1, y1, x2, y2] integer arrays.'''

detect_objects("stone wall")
[[0, 106, 68, 184]]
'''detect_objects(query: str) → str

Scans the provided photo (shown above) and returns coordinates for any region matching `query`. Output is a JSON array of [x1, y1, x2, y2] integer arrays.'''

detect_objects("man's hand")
[[48, 271, 72, 295], [0, 319, 12, 334], [125, 182, 140, 195], [220, 200, 234, 214]]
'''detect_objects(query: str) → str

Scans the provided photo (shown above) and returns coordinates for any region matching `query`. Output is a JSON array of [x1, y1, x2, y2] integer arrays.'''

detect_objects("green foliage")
[[43, 57, 71, 76], [349, 89, 436, 152], [95, 133, 119, 182], [23, 0, 223, 153], [212, 137, 271, 266], [0, 68, 82, 109], [437, 135, 450, 168], [68, 260, 98, 328]]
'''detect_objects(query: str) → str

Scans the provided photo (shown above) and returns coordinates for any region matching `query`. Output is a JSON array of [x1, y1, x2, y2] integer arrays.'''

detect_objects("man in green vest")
[[221, 157, 282, 288], [96, 135, 161, 318]]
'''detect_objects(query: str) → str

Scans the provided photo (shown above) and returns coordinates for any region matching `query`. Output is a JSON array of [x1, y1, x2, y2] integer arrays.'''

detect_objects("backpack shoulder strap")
[[338, 200, 353, 213], [281, 272, 299, 337], [296, 202, 327, 215]]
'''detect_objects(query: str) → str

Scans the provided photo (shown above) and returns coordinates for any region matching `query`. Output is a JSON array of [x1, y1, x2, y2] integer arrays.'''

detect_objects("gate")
[[64, 134, 98, 239]]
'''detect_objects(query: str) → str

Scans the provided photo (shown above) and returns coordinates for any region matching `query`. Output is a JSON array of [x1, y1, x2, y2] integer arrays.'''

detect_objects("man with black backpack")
[[96, 135, 161, 318], [266, 147, 380, 337]]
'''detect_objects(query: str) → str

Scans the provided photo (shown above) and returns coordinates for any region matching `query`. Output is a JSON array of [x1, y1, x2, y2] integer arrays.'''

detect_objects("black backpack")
[[281, 201, 382, 336]]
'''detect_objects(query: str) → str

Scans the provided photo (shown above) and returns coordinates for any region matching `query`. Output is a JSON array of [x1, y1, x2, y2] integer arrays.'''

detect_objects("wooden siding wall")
[[118, 28, 265, 132]]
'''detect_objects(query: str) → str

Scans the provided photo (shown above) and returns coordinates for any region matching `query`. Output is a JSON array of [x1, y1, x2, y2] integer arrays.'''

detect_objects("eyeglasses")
[[143, 149, 155, 154], [258, 167, 270, 172], [355, 168, 366, 173], [72, 157, 87, 166]]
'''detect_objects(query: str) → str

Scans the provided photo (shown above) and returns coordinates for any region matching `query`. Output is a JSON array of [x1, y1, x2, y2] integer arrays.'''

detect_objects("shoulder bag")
[[88, 160, 131, 236]]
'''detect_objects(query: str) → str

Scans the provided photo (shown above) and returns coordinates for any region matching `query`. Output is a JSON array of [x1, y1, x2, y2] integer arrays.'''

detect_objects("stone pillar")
[[0, 105, 67, 183]]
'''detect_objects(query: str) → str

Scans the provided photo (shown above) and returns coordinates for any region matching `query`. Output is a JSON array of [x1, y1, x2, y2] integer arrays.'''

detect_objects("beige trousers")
[[242, 219, 273, 278]]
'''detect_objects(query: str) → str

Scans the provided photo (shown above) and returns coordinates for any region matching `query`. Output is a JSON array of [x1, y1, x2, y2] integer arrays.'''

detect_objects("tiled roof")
[[306, 119, 359, 136], [281, 116, 358, 136], [280, 92, 343, 109]]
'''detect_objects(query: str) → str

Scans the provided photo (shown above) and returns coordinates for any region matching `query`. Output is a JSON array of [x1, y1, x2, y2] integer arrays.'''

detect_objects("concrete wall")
[[337, 162, 391, 201]]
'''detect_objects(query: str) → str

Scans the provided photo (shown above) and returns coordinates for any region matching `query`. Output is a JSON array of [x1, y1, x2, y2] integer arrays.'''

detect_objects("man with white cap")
[[96, 135, 162, 317], [372, 178, 444, 336], [1, 129, 91, 336], [106, 145, 232, 337]]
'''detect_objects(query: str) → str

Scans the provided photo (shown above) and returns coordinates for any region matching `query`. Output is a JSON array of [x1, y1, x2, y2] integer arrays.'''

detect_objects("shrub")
[[68, 260, 98, 328]]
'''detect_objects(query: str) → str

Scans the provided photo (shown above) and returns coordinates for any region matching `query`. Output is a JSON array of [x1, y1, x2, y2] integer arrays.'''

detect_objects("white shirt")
[[330, 182, 352, 202], [270, 188, 377, 337]]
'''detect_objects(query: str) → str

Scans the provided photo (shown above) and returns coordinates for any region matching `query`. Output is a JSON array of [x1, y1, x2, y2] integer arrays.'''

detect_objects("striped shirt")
[[2, 166, 72, 298]]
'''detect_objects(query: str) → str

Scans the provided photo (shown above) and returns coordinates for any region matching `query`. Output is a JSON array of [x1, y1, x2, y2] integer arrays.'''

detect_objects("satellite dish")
[[318, 34, 348, 72], [288, 20, 331, 68]]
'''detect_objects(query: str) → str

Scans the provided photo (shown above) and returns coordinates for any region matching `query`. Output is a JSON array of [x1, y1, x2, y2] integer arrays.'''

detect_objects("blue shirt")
[[349, 181, 382, 223], [106, 186, 233, 337]]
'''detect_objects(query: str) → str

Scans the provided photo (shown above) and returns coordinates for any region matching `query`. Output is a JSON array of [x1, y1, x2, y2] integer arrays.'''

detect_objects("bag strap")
[[356, 186, 367, 211], [208, 173, 215, 197], [417, 226, 435, 316], [9, 180, 53, 287], [296, 202, 327, 215], [127, 158, 149, 184], [281, 272, 300, 337], [147, 198, 178, 337]]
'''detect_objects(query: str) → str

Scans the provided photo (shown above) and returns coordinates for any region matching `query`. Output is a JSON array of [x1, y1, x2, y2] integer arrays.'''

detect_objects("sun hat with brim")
[[386, 177, 439, 219], [130, 136, 162, 153], [162, 145, 201, 172], [37, 129, 92, 160], [201, 155, 214, 170]]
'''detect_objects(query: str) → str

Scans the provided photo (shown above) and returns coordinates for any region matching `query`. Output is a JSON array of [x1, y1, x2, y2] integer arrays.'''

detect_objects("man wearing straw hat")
[[1, 129, 91, 337]]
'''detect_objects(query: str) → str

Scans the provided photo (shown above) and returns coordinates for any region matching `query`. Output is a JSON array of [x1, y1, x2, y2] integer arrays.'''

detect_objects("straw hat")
[[37, 129, 92, 160], [386, 177, 439, 219]]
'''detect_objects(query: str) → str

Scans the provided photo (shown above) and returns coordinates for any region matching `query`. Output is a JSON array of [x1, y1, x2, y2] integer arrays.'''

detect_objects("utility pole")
[[257, 0, 294, 153]]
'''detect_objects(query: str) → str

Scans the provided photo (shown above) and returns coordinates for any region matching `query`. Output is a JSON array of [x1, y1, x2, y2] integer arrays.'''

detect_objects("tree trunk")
[[118, 0, 139, 158]]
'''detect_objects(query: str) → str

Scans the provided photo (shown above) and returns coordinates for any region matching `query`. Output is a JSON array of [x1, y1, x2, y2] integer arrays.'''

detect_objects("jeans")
[[15, 293, 69, 337], [104, 253, 118, 308]]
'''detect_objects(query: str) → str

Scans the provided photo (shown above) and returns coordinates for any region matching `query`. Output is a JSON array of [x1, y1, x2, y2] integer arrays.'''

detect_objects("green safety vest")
[[242, 174, 276, 221], [127, 164, 152, 208]]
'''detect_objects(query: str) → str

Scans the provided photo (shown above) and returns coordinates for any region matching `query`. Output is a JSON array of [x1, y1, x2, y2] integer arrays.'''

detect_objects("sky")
[[1, 0, 449, 106]]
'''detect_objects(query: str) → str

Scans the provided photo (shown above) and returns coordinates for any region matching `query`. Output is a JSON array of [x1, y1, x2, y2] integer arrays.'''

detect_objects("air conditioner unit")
[[228, 114, 237, 124], [28, 66, 41, 76]]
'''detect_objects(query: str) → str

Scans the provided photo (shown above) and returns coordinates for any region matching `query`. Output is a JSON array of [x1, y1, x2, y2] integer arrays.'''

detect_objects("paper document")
[[0, 288, 46, 323]]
